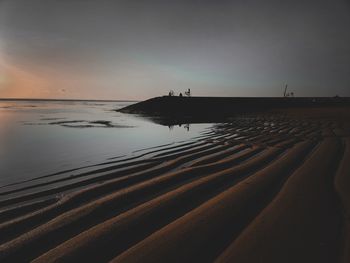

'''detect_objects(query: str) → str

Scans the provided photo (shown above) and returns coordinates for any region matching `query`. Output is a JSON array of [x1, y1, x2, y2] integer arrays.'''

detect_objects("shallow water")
[[0, 100, 213, 185]]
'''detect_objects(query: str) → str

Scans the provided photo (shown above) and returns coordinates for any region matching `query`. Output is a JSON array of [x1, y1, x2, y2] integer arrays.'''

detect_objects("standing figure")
[[185, 89, 191, 97]]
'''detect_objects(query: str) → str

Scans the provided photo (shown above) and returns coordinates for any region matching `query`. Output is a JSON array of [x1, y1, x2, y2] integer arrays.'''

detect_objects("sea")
[[0, 100, 213, 186]]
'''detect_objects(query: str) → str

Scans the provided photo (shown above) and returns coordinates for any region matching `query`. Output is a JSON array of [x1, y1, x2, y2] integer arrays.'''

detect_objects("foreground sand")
[[0, 107, 349, 262]]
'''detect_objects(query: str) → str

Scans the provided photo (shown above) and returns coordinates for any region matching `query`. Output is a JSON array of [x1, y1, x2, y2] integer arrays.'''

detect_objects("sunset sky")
[[0, 0, 349, 100]]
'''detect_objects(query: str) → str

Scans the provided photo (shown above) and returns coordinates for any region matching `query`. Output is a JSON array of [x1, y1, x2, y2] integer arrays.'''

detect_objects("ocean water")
[[0, 100, 213, 185]]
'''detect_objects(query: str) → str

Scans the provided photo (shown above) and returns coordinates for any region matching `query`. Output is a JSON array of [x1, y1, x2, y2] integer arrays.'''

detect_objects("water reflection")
[[0, 100, 213, 185], [168, 123, 191, 131]]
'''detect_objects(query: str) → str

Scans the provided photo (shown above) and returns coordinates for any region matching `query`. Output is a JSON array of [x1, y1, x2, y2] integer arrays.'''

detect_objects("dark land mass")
[[118, 96, 350, 125]]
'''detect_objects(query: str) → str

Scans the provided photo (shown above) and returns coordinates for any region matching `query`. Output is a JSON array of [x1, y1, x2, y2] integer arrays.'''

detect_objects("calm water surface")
[[0, 100, 213, 185]]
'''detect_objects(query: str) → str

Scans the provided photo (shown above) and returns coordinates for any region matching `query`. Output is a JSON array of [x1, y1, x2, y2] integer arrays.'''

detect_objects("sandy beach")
[[1, 0, 350, 260], [0, 106, 349, 262]]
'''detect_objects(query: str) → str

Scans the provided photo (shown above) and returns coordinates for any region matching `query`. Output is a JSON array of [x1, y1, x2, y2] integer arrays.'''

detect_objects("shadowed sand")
[[0, 106, 349, 262]]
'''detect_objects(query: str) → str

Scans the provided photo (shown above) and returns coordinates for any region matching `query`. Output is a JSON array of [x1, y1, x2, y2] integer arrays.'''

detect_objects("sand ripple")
[[0, 113, 349, 262]]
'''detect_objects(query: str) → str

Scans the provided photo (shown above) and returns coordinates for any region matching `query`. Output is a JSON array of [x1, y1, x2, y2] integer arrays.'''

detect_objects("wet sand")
[[0, 107, 349, 262]]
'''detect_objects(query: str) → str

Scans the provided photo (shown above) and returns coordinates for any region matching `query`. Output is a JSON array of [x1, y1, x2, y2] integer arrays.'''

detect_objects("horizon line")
[[0, 97, 140, 102], [1, 95, 349, 102]]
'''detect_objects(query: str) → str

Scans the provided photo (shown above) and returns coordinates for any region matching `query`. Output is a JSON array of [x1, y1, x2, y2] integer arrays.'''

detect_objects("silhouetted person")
[[179, 93, 183, 97]]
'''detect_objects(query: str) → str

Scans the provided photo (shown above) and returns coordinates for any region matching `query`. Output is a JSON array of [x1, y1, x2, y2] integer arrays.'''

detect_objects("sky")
[[0, 0, 349, 100]]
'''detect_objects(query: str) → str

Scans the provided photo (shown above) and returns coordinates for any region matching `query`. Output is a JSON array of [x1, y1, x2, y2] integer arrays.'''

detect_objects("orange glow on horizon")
[[0, 62, 50, 99]]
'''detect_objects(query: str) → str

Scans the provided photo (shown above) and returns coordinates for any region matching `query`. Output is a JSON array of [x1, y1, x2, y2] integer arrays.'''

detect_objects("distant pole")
[[283, 84, 288, 97]]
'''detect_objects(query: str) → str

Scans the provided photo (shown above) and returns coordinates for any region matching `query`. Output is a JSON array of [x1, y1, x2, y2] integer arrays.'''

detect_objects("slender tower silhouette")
[[283, 84, 288, 97]]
